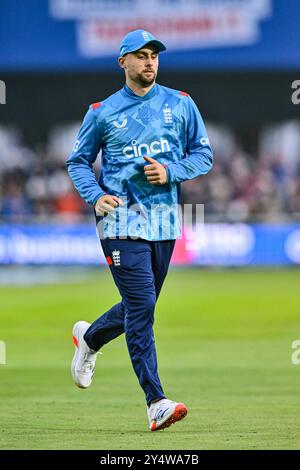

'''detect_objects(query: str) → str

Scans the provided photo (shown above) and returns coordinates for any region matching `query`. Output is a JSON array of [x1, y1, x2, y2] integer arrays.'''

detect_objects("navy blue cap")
[[119, 29, 166, 57]]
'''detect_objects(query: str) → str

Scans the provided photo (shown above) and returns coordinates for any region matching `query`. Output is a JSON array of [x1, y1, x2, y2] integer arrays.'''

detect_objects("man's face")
[[119, 45, 159, 87]]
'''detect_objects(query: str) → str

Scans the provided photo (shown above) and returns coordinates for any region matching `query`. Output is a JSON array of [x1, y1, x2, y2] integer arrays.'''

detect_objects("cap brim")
[[143, 40, 166, 52], [121, 39, 166, 56]]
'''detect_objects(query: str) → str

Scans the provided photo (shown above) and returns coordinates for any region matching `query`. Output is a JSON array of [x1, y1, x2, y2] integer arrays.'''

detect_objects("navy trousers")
[[84, 237, 176, 406]]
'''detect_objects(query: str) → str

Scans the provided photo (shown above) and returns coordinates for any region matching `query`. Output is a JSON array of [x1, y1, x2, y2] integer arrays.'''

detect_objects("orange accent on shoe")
[[151, 421, 157, 431], [72, 335, 79, 348], [180, 91, 189, 96], [151, 403, 188, 431]]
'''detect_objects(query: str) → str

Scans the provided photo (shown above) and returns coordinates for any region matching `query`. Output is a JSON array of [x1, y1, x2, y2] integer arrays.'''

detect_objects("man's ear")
[[118, 57, 126, 69]]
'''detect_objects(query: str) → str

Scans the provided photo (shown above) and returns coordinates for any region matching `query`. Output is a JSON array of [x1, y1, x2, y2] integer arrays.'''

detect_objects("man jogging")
[[67, 29, 213, 431]]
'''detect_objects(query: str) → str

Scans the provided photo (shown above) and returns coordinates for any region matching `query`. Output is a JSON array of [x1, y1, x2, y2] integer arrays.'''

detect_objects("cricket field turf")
[[1, 268, 300, 450]]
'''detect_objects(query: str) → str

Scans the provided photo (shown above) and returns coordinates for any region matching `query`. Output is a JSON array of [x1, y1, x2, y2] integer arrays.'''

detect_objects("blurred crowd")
[[0, 120, 300, 223]]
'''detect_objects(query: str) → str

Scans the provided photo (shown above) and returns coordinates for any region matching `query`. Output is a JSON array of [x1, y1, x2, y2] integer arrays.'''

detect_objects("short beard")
[[132, 71, 157, 88]]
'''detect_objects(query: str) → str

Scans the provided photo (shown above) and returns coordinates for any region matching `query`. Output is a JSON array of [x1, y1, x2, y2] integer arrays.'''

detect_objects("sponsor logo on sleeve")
[[73, 139, 80, 152]]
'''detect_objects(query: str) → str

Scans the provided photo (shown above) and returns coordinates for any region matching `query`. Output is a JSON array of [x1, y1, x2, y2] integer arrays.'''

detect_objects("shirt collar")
[[122, 83, 158, 101]]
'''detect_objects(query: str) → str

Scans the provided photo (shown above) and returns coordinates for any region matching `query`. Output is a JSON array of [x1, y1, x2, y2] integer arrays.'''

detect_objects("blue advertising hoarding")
[[0, 223, 300, 266], [0, 0, 299, 71]]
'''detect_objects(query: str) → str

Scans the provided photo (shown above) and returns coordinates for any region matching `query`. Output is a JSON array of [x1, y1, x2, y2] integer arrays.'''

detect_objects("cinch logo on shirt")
[[122, 138, 170, 158]]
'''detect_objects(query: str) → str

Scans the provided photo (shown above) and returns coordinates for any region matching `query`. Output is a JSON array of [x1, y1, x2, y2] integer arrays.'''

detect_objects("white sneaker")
[[71, 321, 100, 389], [147, 398, 188, 431]]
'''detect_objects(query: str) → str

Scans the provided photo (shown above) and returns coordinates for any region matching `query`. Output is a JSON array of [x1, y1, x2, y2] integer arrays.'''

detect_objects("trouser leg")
[[84, 237, 176, 405], [102, 238, 165, 404], [84, 300, 125, 351]]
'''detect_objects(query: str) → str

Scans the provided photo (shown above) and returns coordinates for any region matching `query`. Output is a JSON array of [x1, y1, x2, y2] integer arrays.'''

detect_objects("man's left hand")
[[143, 156, 168, 185]]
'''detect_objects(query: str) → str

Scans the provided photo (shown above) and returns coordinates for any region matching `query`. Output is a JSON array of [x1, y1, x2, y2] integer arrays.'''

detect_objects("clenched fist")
[[94, 194, 124, 216], [143, 156, 168, 185]]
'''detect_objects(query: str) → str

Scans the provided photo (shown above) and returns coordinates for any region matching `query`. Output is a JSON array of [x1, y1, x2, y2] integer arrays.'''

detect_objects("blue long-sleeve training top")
[[66, 83, 213, 240]]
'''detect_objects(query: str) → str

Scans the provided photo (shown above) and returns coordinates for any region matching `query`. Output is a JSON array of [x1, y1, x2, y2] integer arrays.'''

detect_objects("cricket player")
[[67, 29, 213, 431]]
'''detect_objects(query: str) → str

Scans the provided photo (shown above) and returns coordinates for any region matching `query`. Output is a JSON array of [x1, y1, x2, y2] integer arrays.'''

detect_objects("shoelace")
[[154, 407, 170, 421], [148, 400, 172, 421], [80, 351, 102, 374], [81, 361, 94, 373]]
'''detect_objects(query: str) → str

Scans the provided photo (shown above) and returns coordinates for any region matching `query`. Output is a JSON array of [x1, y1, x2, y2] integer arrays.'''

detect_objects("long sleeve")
[[66, 106, 106, 205], [166, 96, 213, 183]]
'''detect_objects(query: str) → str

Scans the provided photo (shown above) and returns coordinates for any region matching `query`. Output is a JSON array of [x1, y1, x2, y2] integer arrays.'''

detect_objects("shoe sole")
[[151, 403, 188, 431], [71, 321, 91, 389]]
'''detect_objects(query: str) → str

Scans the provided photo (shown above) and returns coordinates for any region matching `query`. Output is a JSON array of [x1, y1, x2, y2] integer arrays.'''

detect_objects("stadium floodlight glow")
[[0, 80, 6, 104]]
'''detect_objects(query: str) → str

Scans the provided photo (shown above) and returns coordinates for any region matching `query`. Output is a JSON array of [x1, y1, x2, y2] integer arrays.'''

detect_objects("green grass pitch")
[[1, 268, 300, 450]]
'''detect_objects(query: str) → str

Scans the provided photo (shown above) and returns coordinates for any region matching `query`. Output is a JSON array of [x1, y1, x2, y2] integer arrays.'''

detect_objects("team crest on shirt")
[[112, 250, 121, 266], [113, 112, 128, 130], [163, 104, 173, 126]]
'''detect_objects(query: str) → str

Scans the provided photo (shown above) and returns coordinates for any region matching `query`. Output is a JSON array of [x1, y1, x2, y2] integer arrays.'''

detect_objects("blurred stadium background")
[[0, 0, 300, 267], [1, 0, 300, 450]]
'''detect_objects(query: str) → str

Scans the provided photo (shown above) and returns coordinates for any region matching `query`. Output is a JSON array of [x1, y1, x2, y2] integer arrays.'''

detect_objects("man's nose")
[[145, 57, 154, 67]]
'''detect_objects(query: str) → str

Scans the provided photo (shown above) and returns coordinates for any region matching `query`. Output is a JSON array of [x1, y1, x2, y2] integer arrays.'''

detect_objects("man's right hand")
[[94, 194, 124, 216]]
